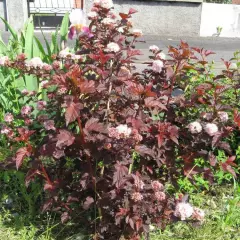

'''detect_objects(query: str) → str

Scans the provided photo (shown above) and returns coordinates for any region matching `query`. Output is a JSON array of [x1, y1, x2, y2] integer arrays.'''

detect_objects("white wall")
[[200, 3, 240, 37]]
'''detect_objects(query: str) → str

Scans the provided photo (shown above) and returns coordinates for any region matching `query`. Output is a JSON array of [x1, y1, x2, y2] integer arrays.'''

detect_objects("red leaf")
[[128, 8, 138, 15], [168, 126, 179, 145], [129, 218, 135, 230], [113, 162, 128, 188], [44, 183, 54, 191], [221, 156, 237, 178], [234, 109, 240, 128], [127, 49, 142, 57], [61, 212, 70, 223], [221, 58, 231, 70], [15, 128, 35, 142], [83, 196, 94, 210], [42, 199, 53, 212], [144, 97, 167, 110], [119, 12, 129, 19], [15, 147, 31, 170], [135, 218, 142, 232], [56, 130, 75, 148], [204, 50, 215, 56], [209, 152, 217, 167], [135, 145, 154, 157], [65, 102, 83, 126], [25, 169, 41, 187], [79, 80, 96, 94], [145, 84, 157, 97], [126, 81, 144, 96], [84, 118, 106, 133]]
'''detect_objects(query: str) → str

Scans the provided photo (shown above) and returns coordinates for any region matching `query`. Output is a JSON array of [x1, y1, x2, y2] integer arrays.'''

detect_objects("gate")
[[28, 0, 83, 29]]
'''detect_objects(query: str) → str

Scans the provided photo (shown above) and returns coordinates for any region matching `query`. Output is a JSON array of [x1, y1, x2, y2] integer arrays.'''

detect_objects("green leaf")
[[60, 12, 69, 42], [0, 17, 18, 40], [34, 36, 46, 58], [24, 16, 34, 59], [40, 27, 52, 57], [0, 34, 7, 54], [51, 26, 59, 54], [24, 75, 39, 92]]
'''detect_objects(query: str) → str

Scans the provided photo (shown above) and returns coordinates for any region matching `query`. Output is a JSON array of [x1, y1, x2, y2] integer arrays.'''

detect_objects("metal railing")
[[29, 0, 76, 15]]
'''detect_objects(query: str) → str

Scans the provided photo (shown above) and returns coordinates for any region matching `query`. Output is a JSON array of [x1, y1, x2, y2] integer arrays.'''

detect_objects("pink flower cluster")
[[21, 106, 32, 116], [37, 101, 47, 111], [152, 60, 164, 73], [131, 192, 143, 202], [108, 124, 142, 141], [174, 202, 205, 221], [4, 113, 14, 123], [0, 56, 9, 66], [151, 181, 165, 202], [94, 0, 113, 9], [188, 121, 219, 136]]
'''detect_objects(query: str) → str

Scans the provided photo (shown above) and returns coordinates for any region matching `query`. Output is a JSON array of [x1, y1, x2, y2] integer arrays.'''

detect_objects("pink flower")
[[42, 63, 53, 72], [52, 61, 60, 70], [134, 177, 145, 190], [151, 181, 164, 192], [102, 17, 115, 25], [154, 191, 166, 201], [132, 29, 143, 37], [149, 45, 159, 52], [26, 57, 44, 68], [38, 114, 48, 122], [21, 106, 32, 116], [37, 101, 47, 111], [88, 11, 98, 19], [174, 202, 194, 221], [21, 89, 29, 95], [24, 118, 33, 125], [40, 80, 48, 89], [218, 111, 228, 122], [108, 127, 120, 139], [152, 60, 164, 73], [1, 125, 11, 135], [4, 113, 14, 123], [188, 121, 202, 134], [108, 125, 132, 139], [53, 149, 65, 159], [131, 192, 143, 202], [0, 56, 9, 66], [57, 87, 68, 95], [94, 0, 113, 9], [68, 9, 87, 39], [116, 124, 132, 137], [192, 207, 205, 221], [106, 42, 120, 53], [132, 129, 143, 142], [28, 91, 36, 96], [43, 120, 56, 131], [80, 26, 94, 38], [156, 52, 166, 60], [205, 123, 218, 136]]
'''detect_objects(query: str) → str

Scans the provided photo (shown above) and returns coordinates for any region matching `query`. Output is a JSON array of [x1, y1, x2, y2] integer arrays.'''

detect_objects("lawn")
[[1, 184, 240, 240]]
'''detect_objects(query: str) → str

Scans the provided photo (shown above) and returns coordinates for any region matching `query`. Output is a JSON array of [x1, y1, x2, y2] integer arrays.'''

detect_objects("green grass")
[[0, 184, 240, 240], [150, 185, 240, 240]]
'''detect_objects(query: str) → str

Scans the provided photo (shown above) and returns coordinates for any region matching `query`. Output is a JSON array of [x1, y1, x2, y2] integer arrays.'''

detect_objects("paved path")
[[1, 31, 240, 71]]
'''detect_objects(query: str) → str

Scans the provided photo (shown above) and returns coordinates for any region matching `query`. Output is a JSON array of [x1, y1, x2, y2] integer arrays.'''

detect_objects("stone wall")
[[85, 0, 203, 37], [0, 0, 5, 31], [0, 0, 28, 32]]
